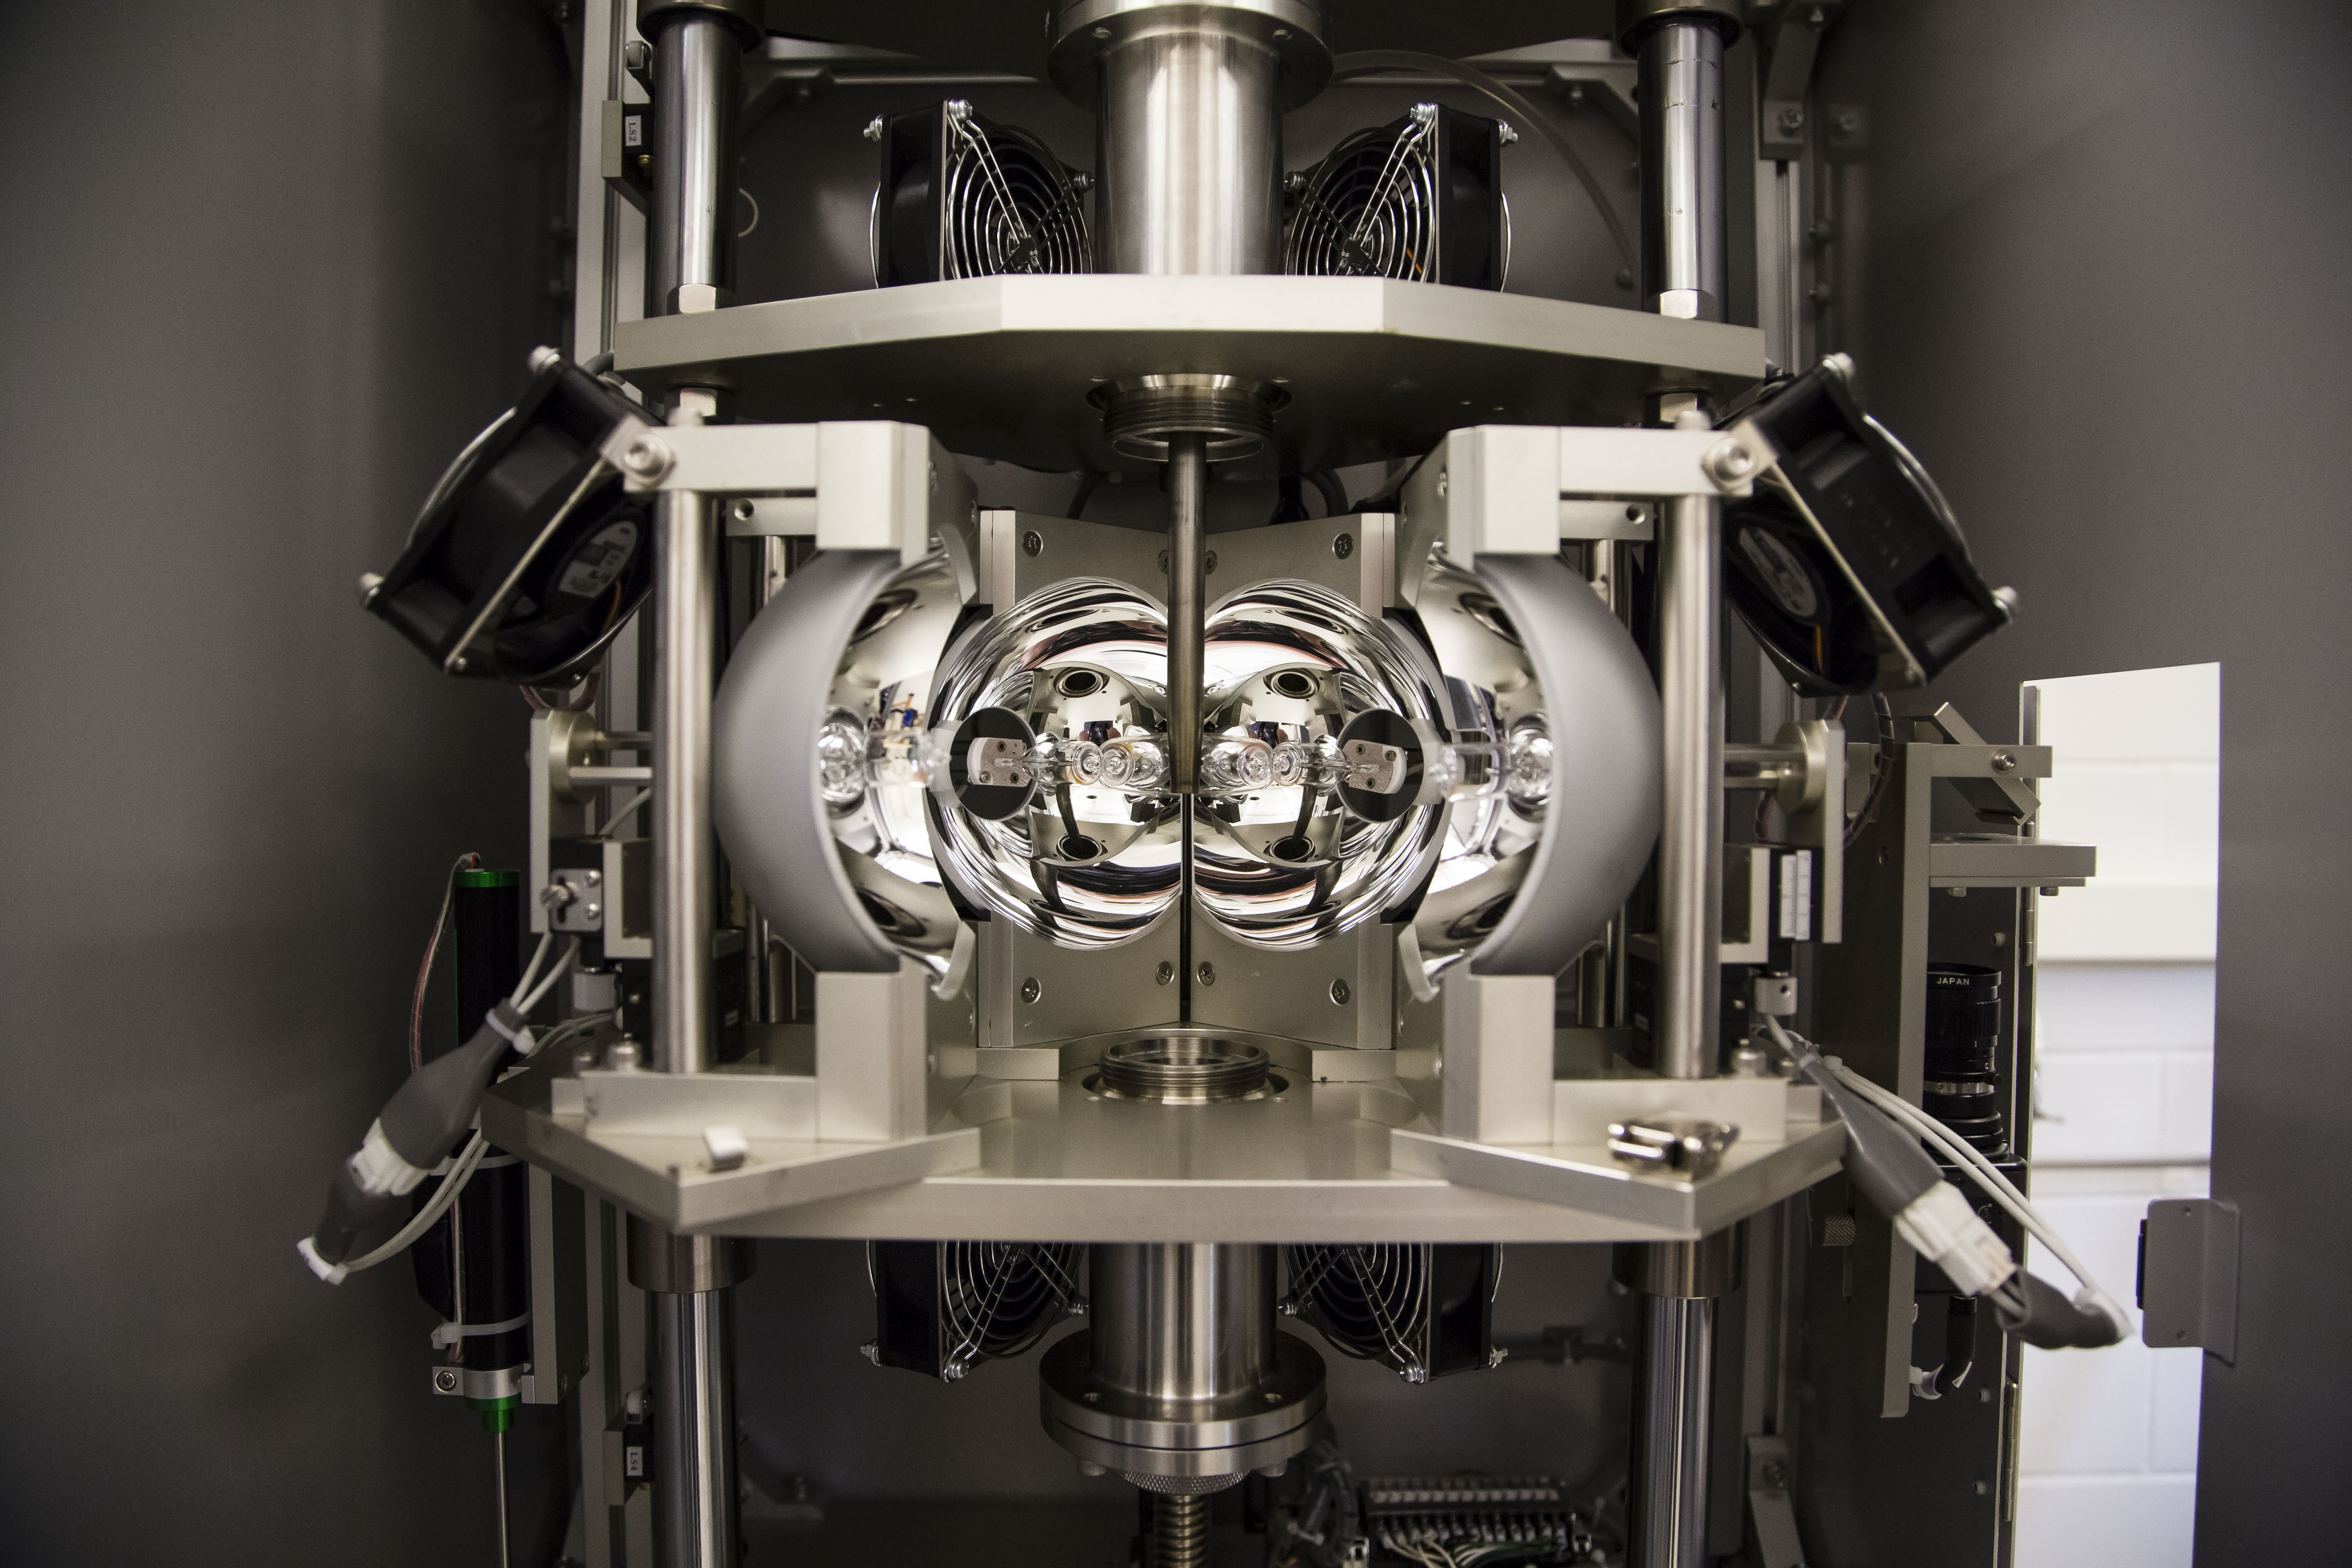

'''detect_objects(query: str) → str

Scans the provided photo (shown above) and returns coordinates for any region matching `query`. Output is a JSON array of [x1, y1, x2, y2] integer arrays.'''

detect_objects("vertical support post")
[[1637, 16, 1728, 321], [644, 2, 758, 315], [629, 1220, 753, 1568], [638, 9, 758, 1565], [1654, 455, 1724, 1081], [1620, 6, 1744, 1563]]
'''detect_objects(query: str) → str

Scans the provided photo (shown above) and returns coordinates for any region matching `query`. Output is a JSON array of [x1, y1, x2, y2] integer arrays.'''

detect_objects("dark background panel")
[[0, 3, 568, 1563], [1813, 3, 2352, 1560]]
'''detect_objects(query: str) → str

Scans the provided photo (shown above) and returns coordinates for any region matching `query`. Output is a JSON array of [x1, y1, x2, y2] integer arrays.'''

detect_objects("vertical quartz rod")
[[1166, 433, 1209, 794]]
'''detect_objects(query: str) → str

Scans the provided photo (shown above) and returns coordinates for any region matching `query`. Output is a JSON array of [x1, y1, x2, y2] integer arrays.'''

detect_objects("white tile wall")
[[2015, 665, 2218, 1568]]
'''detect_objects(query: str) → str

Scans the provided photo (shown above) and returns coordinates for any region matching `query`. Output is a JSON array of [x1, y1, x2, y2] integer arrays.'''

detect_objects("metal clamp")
[[1606, 1117, 1740, 1179]]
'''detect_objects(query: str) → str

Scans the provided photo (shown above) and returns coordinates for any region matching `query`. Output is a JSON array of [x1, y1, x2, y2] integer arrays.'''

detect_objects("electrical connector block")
[[1896, 1180, 2016, 1297]]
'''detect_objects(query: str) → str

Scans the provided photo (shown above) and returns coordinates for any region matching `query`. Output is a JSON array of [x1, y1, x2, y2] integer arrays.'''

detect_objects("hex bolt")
[[1155, 962, 1174, 986], [1333, 532, 1354, 559], [1022, 530, 1043, 557], [1021, 976, 1042, 1004], [1196, 962, 1216, 987], [1330, 978, 1352, 1005]]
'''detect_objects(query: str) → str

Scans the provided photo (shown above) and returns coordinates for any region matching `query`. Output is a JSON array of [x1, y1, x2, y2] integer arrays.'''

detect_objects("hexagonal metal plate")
[[613, 275, 1766, 473]]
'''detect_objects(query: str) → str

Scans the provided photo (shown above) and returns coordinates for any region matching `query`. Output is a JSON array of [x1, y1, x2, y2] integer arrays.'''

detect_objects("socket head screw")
[[1020, 976, 1042, 1004], [1704, 439, 1760, 486], [618, 434, 673, 481]]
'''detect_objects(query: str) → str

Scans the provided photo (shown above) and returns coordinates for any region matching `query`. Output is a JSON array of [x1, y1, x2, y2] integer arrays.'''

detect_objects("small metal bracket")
[[2140, 1197, 2239, 1364], [1746, 1435, 1808, 1567]]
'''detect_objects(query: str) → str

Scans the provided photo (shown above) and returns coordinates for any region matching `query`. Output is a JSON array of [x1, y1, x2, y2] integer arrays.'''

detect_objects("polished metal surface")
[[1653, 477, 1723, 1080], [653, 1287, 741, 1568], [1638, 20, 1727, 322], [1615, 1227, 1744, 1299], [651, 447, 717, 1073], [1093, 1243, 1274, 1402], [609, 276, 1768, 473], [1096, 1036, 1272, 1102], [647, 10, 748, 317], [1087, 9, 1287, 275], [626, 1216, 755, 1293], [1102, 374, 1281, 462], [1167, 432, 1207, 793], [485, 1054, 1846, 1240], [1628, 1294, 1715, 1568], [1041, 1241, 1324, 1482]]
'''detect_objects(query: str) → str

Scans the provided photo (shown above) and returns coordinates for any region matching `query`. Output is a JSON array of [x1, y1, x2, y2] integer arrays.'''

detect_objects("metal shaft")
[[494, 1429, 510, 1568], [651, 470, 716, 1075], [1166, 433, 1209, 794], [1152, 1492, 1212, 1568], [653, 1288, 741, 1568], [1090, 1242, 1275, 1402], [1628, 1295, 1716, 1568], [1654, 476, 1723, 1081], [1093, 14, 1286, 274], [648, 11, 745, 314], [1638, 20, 1726, 321]]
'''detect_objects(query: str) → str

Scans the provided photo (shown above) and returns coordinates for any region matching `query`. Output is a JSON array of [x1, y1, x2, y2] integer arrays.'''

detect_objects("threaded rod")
[[1151, 1491, 1210, 1568]]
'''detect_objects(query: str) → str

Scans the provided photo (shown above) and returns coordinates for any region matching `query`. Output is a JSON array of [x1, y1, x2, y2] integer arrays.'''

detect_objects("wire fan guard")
[[940, 110, 1088, 276], [1285, 104, 1506, 289], [1284, 1242, 1500, 1383], [870, 1239, 1081, 1381]]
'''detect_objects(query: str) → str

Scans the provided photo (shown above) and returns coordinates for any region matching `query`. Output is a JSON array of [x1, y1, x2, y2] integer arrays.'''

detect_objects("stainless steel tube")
[[648, 11, 746, 314], [653, 1289, 740, 1568], [1093, 13, 1286, 274], [1090, 1242, 1274, 1401], [1628, 1295, 1715, 1568], [1165, 432, 1209, 794], [650, 464, 716, 1075], [1638, 20, 1726, 321], [1654, 471, 1723, 1081]]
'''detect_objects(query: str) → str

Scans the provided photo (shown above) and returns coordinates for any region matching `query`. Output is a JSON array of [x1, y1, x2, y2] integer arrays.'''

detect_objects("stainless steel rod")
[[1638, 20, 1726, 321], [1166, 433, 1208, 794], [653, 1288, 741, 1568], [1654, 473, 1723, 1080], [649, 13, 742, 314], [651, 471, 716, 1075], [1628, 1295, 1715, 1568]]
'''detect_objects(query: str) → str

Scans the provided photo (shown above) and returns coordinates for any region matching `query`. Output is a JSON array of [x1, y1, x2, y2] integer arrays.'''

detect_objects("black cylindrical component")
[[415, 867, 533, 1429], [1925, 963, 2005, 1155]]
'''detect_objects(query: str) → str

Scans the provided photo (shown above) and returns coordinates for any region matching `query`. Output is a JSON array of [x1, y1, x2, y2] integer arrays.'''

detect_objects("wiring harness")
[[297, 928, 580, 1285], [1760, 1015, 2129, 1350]]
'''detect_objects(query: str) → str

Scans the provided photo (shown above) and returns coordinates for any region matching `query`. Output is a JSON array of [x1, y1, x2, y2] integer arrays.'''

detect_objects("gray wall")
[[0, 4, 570, 1563], [1816, 3, 2352, 1559]]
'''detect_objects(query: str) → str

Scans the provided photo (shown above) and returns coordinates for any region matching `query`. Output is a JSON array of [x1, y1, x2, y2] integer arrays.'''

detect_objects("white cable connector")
[[1894, 1180, 2017, 1297], [348, 1120, 430, 1197]]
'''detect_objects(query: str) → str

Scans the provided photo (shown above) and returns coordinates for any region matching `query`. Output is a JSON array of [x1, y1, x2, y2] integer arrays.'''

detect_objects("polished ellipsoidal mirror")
[[924, 577, 1182, 948]]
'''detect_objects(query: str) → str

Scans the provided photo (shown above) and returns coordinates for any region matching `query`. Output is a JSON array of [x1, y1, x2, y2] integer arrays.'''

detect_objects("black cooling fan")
[[1284, 1243, 1500, 1382], [363, 353, 654, 685], [1285, 103, 1507, 288], [872, 100, 1091, 285], [1718, 358, 2014, 695], [867, 1240, 1081, 1381]]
